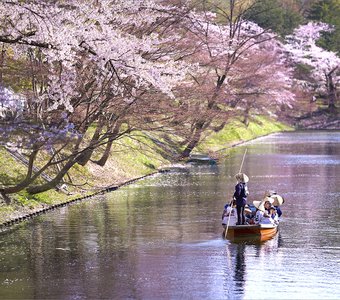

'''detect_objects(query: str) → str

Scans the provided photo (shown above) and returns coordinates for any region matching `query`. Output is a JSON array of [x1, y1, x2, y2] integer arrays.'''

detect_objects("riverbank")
[[0, 116, 291, 226], [294, 108, 340, 129]]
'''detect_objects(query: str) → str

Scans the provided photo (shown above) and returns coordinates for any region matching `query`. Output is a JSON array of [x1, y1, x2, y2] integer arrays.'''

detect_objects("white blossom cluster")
[[0, 0, 190, 112], [284, 22, 340, 93]]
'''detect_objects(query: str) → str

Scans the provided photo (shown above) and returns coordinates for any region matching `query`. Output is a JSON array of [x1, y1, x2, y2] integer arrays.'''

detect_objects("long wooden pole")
[[239, 148, 247, 173], [224, 148, 247, 238]]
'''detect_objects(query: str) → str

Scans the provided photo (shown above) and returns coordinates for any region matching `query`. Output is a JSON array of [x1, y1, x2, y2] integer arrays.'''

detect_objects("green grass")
[[86, 133, 168, 183], [0, 148, 27, 185], [197, 116, 292, 153]]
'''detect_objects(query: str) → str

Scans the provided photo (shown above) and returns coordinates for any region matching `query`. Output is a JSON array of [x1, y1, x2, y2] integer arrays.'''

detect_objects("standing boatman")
[[233, 173, 249, 225]]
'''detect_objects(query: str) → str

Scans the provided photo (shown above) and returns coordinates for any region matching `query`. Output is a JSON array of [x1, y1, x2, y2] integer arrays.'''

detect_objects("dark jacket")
[[233, 182, 247, 206]]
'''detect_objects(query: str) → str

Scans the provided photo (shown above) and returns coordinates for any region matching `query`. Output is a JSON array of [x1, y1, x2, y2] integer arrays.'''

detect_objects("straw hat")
[[253, 197, 274, 212], [253, 200, 265, 212], [235, 173, 249, 183], [244, 207, 252, 214], [270, 194, 284, 206]]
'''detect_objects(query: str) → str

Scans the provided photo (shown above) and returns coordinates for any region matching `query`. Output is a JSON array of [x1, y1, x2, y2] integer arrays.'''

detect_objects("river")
[[0, 131, 339, 299]]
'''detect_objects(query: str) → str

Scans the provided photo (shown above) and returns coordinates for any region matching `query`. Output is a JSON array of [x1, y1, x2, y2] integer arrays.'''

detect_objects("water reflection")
[[223, 233, 283, 298], [234, 243, 246, 291], [0, 131, 339, 299]]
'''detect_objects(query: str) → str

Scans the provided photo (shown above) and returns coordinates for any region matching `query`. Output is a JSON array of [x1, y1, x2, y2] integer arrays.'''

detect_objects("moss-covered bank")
[[0, 116, 292, 225]]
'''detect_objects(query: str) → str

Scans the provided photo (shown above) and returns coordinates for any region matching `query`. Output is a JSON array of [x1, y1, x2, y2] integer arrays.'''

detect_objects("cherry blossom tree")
[[0, 0, 191, 197], [227, 44, 295, 126], [0, 0, 298, 199], [284, 22, 340, 111], [169, 1, 295, 158]]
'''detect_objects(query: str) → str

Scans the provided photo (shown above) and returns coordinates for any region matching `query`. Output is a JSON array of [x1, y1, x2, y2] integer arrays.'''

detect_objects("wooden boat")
[[187, 154, 217, 165], [222, 190, 284, 242], [223, 223, 278, 242]]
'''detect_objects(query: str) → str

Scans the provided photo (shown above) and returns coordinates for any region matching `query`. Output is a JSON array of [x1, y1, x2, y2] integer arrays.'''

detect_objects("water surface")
[[0, 131, 339, 299]]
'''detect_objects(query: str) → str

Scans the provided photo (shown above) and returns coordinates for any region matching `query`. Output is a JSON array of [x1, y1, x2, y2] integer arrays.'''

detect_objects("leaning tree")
[[0, 0, 191, 198]]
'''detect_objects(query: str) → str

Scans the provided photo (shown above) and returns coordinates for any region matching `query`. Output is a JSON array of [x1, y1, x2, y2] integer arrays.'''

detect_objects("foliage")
[[244, 0, 303, 36], [0, 0, 192, 195], [307, 0, 340, 55]]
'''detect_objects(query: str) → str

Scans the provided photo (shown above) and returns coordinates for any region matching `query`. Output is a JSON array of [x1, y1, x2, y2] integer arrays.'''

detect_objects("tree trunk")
[[326, 68, 338, 112], [27, 159, 76, 194], [0, 47, 5, 84], [243, 106, 250, 127], [2, 149, 39, 195], [93, 139, 113, 166], [180, 73, 227, 158], [180, 123, 204, 159], [76, 120, 104, 166], [93, 121, 122, 166]]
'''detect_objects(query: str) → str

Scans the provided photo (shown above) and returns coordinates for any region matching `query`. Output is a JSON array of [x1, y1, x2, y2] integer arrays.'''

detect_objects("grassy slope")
[[197, 116, 291, 154], [0, 116, 291, 223], [0, 134, 168, 223]]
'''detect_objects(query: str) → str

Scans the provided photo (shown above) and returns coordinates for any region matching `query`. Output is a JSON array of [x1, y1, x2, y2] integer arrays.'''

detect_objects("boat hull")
[[223, 224, 278, 242]]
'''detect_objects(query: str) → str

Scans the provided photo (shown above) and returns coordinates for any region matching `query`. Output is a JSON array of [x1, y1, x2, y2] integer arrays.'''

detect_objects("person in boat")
[[233, 173, 249, 225], [254, 199, 274, 225], [275, 206, 282, 218], [222, 200, 237, 226], [264, 191, 284, 217], [272, 195, 284, 217], [245, 205, 255, 224], [269, 206, 279, 225]]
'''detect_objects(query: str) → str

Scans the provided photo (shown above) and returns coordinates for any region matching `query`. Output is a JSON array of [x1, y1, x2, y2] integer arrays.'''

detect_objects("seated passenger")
[[244, 206, 254, 224], [274, 205, 283, 218], [269, 206, 279, 224], [222, 200, 237, 226], [270, 194, 284, 217], [253, 199, 274, 225]]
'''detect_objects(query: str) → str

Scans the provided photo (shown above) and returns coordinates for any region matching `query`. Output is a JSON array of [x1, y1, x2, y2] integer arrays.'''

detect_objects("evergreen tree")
[[307, 0, 340, 55], [244, 0, 303, 36]]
